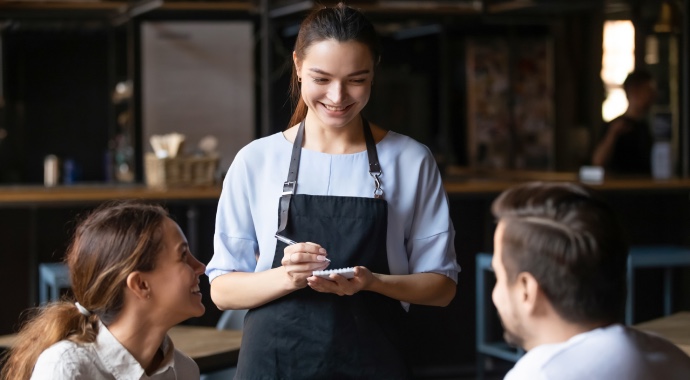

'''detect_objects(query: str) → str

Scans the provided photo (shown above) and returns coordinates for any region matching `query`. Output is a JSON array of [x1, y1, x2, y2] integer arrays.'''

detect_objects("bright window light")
[[601, 20, 635, 122]]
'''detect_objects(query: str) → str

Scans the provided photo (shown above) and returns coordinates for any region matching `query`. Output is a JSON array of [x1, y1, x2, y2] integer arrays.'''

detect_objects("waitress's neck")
[[302, 114, 365, 154]]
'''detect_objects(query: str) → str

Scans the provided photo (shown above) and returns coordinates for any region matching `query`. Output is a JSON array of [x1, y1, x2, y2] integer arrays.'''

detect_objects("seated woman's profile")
[[0, 201, 206, 380]]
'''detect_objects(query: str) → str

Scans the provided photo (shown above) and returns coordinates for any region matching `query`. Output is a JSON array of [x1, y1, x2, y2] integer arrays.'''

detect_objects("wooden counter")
[[442, 168, 690, 195], [2, 175, 690, 205], [0, 184, 221, 206]]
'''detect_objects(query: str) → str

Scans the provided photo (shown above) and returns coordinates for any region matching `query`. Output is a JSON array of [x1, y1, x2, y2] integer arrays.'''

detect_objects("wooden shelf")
[[0, 184, 221, 206], [0, 1, 255, 19]]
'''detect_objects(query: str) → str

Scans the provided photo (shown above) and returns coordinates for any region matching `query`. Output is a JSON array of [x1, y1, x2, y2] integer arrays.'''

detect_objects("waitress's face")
[[294, 39, 374, 130]]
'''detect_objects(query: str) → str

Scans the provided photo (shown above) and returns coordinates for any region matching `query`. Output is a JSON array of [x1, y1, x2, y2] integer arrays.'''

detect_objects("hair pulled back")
[[288, 2, 381, 129], [0, 201, 169, 380]]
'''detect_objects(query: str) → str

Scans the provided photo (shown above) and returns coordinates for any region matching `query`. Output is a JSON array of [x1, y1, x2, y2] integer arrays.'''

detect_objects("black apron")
[[235, 119, 410, 379]]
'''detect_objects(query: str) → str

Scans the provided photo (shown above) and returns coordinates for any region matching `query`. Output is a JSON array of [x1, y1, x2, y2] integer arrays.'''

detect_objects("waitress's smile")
[[296, 39, 373, 130], [321, 102, 354, 115]]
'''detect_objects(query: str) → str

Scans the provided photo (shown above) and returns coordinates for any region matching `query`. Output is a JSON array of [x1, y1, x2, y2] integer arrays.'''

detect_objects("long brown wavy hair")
[[0, 201, 169, 380], [287, 2, 381, 129]]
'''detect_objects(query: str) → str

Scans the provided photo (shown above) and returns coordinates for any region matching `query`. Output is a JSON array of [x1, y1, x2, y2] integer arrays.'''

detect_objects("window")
[[601, 20, 634, 122]]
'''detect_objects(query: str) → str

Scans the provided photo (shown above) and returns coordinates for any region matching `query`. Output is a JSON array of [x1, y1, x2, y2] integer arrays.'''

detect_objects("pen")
[[274, 234, 297, 245], [275, 234, 331, 262]]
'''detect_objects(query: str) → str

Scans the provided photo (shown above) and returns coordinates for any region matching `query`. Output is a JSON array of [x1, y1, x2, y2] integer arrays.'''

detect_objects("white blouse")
[[31, 322, 199, 380], [207, 131, 460, 294]]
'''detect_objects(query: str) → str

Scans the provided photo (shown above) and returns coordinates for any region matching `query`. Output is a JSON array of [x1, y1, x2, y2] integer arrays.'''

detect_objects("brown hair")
[[0, 201, 169, 380], [492, 182, 628, 325], [287, 2, 381, 129]]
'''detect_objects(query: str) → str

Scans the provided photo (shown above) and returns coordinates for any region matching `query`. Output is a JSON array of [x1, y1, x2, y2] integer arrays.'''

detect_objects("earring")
[[298, 77, 302, 83]]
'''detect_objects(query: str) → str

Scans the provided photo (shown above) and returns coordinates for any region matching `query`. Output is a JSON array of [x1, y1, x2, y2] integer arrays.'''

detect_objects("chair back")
[[216, 309, 248, 331]]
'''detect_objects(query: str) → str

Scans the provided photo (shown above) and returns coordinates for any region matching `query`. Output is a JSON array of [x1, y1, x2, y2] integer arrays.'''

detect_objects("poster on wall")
[[142, 21, 254, 173], [466, 37, 554, 170]]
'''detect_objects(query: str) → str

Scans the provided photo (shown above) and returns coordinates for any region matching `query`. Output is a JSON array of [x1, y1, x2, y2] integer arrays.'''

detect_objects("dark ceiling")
[[0, 0, 626, 22]]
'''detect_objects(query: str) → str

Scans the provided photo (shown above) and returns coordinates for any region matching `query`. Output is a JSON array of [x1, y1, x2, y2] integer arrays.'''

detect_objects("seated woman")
[[0, 201, 206, 380]]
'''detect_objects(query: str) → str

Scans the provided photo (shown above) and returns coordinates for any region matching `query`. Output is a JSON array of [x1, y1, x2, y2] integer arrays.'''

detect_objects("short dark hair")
[[492, 182, 628, 325], [623, 69, 653, 94]]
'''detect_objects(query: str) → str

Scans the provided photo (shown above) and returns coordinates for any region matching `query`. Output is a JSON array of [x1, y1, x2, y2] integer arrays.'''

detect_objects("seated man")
[[491, 182, 690, 380]]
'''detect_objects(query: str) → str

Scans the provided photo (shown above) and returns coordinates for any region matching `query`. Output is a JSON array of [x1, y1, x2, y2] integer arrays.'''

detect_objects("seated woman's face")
[[145, 217, 206, 325]]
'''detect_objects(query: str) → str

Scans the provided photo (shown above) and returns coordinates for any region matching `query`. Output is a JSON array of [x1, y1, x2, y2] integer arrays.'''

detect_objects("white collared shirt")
[[31, 322, 199, 380]]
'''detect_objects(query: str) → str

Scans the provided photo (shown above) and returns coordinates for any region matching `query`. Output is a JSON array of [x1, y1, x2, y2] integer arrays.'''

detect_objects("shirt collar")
[[94, 321, 177, 379]]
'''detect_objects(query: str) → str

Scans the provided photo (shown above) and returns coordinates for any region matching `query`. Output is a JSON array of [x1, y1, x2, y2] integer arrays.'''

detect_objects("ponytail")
[[1, 201, 167, 380], [0, 301, 98, 380]]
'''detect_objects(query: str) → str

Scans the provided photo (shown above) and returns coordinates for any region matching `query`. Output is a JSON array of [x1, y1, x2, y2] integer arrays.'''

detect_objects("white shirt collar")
[[95, 321, 177, 379]]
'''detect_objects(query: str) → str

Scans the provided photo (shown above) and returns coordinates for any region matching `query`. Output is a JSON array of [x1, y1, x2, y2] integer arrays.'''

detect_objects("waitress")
[[206, 3, 459, 378]]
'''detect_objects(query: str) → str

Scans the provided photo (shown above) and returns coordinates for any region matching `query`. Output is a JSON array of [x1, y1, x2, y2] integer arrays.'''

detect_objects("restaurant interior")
[[0, 0, 689, 378]]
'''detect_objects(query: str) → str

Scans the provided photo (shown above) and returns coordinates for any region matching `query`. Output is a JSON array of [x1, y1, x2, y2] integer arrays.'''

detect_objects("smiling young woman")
[[206, 3, 460, 379], [0, 201, 206, 380]]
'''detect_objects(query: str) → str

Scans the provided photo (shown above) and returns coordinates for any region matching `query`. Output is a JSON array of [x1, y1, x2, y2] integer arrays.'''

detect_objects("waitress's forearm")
[[366, 272, 456, 307], [210, 268, 296, 310]]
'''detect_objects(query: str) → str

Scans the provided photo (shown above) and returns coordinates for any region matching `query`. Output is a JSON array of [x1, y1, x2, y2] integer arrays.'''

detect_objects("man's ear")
[[515, 271, 540, 314], [126, 271, 150, 301]]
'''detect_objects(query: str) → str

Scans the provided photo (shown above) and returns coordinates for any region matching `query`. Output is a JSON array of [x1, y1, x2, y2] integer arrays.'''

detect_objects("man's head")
[[490, 182, 628, 349], [623, 69, 657, 113]]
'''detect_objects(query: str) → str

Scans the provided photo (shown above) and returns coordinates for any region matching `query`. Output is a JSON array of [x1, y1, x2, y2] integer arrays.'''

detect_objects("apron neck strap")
[[276, 120, 305, 234], [276, 117, 383, 234], [362, 118, 384, 199]]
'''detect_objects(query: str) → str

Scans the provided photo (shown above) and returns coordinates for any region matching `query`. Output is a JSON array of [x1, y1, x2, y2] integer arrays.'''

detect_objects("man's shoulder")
[[534, 325, 690, 379]]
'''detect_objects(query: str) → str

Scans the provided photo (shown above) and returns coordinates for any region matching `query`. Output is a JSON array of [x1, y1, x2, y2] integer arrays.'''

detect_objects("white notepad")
[[312, 267, 356, 280]]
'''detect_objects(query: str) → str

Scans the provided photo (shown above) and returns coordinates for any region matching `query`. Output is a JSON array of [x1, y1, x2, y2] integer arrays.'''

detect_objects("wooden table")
[[634, 312, 690, 356], [0, 325, 242, 373], [169, 325, 242, 372]]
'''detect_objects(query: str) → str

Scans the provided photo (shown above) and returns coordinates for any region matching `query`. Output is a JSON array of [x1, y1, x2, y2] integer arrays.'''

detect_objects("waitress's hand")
[[306, 266, 374, 295], [280, 242, 330, 289]]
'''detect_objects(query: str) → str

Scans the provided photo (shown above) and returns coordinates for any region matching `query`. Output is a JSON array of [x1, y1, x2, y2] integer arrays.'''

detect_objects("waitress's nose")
[[327, 81, 345, 104]]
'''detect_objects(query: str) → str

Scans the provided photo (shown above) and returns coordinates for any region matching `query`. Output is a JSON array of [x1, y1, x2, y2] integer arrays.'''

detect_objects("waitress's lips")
[[322, 103, 353, 112]]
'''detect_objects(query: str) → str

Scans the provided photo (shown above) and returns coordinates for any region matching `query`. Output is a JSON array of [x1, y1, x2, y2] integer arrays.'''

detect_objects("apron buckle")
[[370, 172, 384, 199], [282, 181, 296, 195]]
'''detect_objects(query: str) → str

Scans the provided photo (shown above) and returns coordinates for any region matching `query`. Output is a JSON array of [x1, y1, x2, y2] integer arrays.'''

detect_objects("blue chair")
[[626, 246, 690, 325], [199, 308, 248, 380], [38, 262, 71, 304]]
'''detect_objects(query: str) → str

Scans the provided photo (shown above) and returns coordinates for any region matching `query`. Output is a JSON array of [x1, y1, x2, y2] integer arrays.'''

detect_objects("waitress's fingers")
[[282, 262, 329, 289], [306, 276, 341, 294], [283, 242, 325, 255], [330, 274, 360, 295], [280, 251, 329, 266], [307, 274, 359, 296], [350, 266, 374, 290]]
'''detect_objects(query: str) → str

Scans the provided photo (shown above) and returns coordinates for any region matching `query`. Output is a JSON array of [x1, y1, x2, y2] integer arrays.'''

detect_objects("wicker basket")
[[145, 153, 219, 188]]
